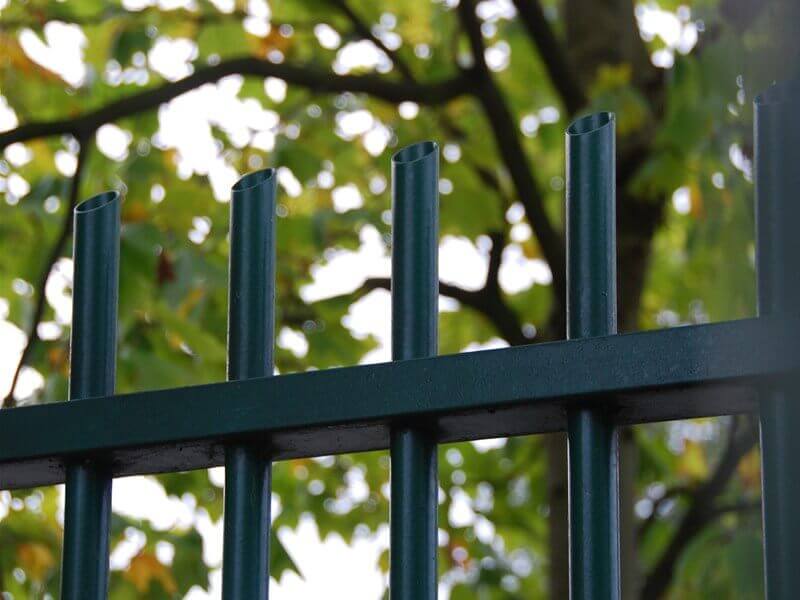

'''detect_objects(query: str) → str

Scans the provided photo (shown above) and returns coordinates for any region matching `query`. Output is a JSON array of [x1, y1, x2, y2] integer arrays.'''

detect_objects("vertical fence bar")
[[61, 191, 120, 600], [565, 113, 620, 600], [390, 141, 439, 600], [222, 169, 277, 600], [755, 81, 800, 600]]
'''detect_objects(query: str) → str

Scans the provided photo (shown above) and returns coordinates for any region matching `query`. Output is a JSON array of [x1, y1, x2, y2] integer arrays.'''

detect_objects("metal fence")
[[1, 81, 799, 600]]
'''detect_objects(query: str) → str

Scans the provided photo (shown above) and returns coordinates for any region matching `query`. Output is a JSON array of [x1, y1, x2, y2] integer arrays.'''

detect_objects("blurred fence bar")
[[222, 169, 277, 599], [390, 141, 439, 600], [566, 113, 620, 600], [61, 191, 120, 600], [755, 81, 800, 600]]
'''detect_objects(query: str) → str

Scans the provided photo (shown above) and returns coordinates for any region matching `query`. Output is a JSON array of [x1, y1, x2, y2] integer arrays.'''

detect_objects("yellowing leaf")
[[689, 181, 704, 218], [738, 447, 762, 493], [677, 440, 709, 480], [124, 552, 178, 595], [255, 27, 292, 56], [0, 33, 62, 83], [521, 238, 542, 260], [177, 287, 206, 318], [593, 63, 633, 90], [123, 203, 150, 224], [47, 346, 68, 372], [166, 331, 185, 351], [16, 542, 55, 581]]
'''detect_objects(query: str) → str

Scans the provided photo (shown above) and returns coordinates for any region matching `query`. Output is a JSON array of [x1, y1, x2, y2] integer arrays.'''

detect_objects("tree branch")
[[456, 0, 566, 308], [637, 485, 691, 541], [327, 0, 541, 348], [355, 275, 528, 346], [0, 8, 315, 32], [327, 0, 415, 81], [329, 0, 474, 147], [2, 137, 91, 408], [360, 276, 471, 305], [510, 0, 586, 116], [641, 419, 759, 598], [708, 499, 761, 520], [485, 231, 505, 292], [0, 57, 470, 150], [318, 2, 560, 347]]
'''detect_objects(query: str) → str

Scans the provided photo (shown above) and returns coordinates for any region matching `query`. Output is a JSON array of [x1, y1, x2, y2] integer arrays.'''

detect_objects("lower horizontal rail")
[[1, 316, 798, 489]]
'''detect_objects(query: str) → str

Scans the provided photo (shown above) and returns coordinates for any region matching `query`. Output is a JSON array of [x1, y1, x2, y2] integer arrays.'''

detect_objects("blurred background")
[[0, 0, 798, 597]]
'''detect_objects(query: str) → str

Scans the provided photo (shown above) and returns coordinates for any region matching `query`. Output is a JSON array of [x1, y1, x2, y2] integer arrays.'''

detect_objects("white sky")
[[0, 1, 700, 597]]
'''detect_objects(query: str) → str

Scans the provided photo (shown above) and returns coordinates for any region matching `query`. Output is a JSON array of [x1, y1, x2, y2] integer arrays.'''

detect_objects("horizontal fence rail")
[[0, 315, 797, 489], [1, 82, 799, 600]]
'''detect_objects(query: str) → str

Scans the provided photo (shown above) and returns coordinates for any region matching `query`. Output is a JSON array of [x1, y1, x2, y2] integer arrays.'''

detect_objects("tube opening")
[[567, 112, 614, 136], [392, 141, 438, 165], [755, 79, 800, 107], [232, 168, 275, 193], [75, 191, 119, 214]]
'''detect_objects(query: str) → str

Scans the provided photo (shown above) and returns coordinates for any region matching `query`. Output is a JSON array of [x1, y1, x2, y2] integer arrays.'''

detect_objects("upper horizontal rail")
[[1, 315, 798, 489]]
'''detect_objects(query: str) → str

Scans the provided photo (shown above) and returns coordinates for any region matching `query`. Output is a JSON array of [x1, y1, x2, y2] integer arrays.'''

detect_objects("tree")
[[0, 0, 794, 597]]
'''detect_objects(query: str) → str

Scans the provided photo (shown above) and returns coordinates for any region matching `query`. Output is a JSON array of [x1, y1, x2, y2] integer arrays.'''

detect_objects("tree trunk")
[[547, 432, 570, 599]]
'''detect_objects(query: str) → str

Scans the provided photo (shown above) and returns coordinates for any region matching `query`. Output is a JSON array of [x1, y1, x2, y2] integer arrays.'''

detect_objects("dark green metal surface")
[[61, 191, 120, 600], [566, 113, 620, 600], [5, 96, 797, 599], [755, 80, 800, 600], [390, 141, 439, 600], [222, 169, 276, 600], [1, 316, 795, 490]]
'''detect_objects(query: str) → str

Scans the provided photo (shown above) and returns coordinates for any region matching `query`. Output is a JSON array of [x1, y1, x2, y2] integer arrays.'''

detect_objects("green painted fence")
[[1, 81, 799, 600]]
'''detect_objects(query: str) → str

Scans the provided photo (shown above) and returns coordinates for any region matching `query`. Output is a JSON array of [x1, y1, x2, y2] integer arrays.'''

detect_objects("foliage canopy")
[[0, 0, 790, 597]]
